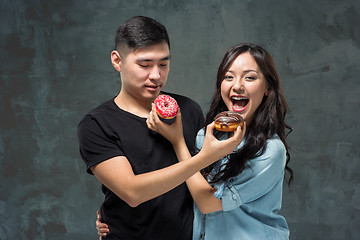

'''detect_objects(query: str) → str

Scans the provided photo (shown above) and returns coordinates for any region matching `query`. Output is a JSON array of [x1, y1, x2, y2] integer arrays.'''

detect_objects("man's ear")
[[111, 50, 122, 72]]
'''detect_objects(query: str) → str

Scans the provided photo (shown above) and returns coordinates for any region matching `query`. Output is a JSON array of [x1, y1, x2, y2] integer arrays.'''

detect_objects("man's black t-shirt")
[[77, 92, 204, 239]]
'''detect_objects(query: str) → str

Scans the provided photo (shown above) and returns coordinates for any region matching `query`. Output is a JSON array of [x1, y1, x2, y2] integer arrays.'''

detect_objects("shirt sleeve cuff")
[[215, 184, 243, 212]]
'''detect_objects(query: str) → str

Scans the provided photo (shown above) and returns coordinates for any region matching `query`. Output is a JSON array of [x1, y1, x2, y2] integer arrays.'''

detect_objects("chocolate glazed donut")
[[214, 111, 244, 132]]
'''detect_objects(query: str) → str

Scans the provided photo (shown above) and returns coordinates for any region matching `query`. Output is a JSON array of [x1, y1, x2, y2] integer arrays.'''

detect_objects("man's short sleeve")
[[77, 116, 124, 174]]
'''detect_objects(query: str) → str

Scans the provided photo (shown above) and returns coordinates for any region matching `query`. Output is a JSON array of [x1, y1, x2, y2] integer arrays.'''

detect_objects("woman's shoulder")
[[266, 134, 286, 152], [257, 134, 286, 165]]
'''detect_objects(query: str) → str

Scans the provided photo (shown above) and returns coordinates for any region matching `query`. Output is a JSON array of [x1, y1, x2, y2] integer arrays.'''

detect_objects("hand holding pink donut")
[[154, 95, 179, 119]]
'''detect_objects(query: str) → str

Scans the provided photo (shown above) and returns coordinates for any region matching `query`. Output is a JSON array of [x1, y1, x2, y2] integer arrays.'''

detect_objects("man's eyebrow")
[[161, 56, 171, 61], [136, 56, 171, 62]]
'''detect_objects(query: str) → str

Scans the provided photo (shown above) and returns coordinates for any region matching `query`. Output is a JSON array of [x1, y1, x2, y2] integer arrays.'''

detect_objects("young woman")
[[97, 43, 293, 239]]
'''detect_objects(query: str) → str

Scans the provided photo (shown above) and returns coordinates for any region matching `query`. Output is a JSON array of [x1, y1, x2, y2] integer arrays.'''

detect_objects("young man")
[[77, 16, 243, 239]]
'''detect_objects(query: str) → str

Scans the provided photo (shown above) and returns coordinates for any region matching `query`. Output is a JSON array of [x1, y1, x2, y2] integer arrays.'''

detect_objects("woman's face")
[[221, 52, 268, 125]]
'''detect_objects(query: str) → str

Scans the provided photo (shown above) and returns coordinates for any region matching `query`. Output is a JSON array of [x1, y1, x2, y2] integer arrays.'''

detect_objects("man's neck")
[[114, 91, 157, 118]]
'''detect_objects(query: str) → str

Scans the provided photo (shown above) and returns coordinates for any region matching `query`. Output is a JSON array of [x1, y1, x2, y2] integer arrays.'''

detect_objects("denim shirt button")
[[229, 178, 234, 183]]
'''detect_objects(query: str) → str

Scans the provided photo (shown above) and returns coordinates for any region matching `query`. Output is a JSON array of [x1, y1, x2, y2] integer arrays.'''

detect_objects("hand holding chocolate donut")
[[214, 111, 244, 132]]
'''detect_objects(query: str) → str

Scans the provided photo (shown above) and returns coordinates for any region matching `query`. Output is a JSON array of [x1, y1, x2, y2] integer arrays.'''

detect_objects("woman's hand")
[[96, 210, 109, 239], [146, 103, 184, 146]]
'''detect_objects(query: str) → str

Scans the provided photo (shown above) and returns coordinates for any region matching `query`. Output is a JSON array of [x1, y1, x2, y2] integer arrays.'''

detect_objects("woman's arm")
[[147, 105, 246, 214], [96, 210, 109, 239], [172, 138, 223, 214], [95, 108, 246, 237], [91, 127, 241, 208]]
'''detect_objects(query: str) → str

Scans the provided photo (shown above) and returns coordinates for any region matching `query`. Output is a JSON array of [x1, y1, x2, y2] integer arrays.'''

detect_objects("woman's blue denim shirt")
[[192, 128, 289, 240]]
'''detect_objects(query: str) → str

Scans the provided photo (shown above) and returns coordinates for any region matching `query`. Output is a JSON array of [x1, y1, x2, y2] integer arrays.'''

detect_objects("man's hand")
[[200, 121, 246, 162]]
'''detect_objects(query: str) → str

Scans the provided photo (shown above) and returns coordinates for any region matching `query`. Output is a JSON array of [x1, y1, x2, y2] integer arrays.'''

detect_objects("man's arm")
[[91, 154, 205, 207], [146, 107, 247, 213], [91, 122, 244, 208]]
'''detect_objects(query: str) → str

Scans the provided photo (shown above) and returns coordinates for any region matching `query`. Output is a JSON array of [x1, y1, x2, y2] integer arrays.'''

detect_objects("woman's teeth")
[[232, 96, 248, 109], [232, 96, 247, 101]]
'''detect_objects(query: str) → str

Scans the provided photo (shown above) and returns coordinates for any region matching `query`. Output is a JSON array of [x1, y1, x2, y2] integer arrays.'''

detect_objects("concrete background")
[[1, 0, 359, 239]]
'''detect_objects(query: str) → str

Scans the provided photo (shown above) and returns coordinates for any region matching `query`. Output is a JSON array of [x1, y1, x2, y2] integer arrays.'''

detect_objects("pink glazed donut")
[[154, 95, 179, 119]]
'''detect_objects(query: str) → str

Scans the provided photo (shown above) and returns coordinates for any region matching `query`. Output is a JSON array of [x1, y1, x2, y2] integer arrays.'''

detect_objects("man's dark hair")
[[115, 16, 170, 52]]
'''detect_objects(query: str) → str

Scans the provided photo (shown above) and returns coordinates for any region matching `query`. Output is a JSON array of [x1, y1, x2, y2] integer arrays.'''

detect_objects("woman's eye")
[[139, 64, 150, 68], [159, 63, 168, 67], [224, 75, 233, 80], [246, 76, 256, 80]]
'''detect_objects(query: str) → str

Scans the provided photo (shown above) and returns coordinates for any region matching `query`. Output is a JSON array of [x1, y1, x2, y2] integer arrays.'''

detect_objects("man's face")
[[119, 42, 170, 102]]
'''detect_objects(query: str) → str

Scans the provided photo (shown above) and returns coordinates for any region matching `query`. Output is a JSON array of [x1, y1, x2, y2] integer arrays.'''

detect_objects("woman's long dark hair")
[[203, 43, 294, 186]]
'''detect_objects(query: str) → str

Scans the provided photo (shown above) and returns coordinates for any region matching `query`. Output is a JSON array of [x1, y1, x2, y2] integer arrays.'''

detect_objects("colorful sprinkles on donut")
[[154, 95, 179, 119]]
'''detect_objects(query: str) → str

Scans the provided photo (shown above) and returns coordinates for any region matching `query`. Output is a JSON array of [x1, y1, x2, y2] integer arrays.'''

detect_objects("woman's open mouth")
[[231, 96, 248, 112]]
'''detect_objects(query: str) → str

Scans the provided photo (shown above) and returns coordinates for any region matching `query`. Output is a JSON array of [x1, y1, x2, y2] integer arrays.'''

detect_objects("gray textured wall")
[[1, 0, 359, 239]]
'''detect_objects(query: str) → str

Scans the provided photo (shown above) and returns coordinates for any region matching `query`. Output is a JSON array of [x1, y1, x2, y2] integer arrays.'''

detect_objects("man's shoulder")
[[78, 98, 116, 125], [88, 98, 115, 114]]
